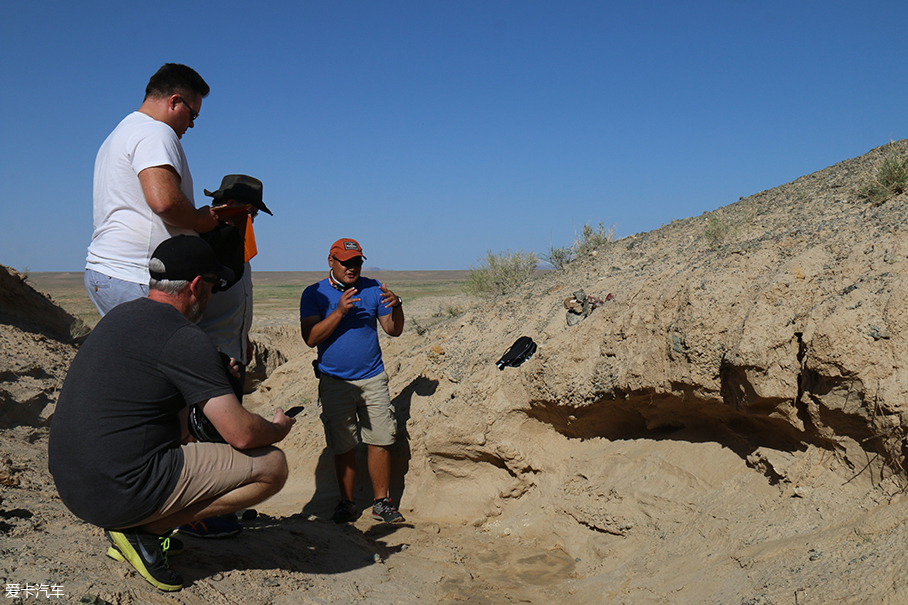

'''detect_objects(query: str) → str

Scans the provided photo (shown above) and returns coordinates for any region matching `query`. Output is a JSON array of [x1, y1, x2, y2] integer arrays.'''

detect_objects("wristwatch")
[[394, 296, 403, 307]]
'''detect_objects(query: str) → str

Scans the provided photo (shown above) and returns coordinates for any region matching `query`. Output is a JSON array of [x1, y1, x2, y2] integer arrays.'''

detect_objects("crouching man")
[[49, 235, 295, 592]]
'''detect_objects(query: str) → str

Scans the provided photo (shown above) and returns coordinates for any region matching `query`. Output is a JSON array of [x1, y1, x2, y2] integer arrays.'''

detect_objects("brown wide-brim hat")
[[330, 238, 366, 261], [204, 174, 273, 216]]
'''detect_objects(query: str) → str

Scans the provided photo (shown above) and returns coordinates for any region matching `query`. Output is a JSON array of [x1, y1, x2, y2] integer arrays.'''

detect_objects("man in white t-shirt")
[[85, 63, 219, 316]]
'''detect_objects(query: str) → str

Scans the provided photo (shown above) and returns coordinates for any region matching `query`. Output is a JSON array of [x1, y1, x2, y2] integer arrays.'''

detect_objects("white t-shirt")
[[86, 112, 196, 284]]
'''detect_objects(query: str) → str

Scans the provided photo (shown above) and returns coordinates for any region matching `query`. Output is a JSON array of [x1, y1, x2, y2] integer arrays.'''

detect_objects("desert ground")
[[7, 140, 908, 604]]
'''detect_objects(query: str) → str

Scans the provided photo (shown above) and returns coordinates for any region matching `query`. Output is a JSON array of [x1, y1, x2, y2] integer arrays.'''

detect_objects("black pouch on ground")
[[496, 336, 537, 370]]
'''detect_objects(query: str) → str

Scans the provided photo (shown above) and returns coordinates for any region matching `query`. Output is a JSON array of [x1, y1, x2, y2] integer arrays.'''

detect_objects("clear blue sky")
[[2, 1, 907, 272]]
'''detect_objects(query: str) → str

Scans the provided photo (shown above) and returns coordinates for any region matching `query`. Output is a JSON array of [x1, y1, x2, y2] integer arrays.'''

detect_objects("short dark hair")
[[144, 63, 210, 101]]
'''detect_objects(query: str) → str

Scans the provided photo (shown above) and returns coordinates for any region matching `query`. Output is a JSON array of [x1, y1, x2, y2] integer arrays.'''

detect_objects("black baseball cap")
[[149, 235, 235, 284]]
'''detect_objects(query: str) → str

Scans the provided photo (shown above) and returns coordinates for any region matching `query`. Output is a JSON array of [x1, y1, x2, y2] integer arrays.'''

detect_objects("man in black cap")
[[49, 235, 296, 592]]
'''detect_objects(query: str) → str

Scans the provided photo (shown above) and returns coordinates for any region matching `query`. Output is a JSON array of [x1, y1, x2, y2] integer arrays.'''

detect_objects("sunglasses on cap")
[[201, 274, 227, 292]]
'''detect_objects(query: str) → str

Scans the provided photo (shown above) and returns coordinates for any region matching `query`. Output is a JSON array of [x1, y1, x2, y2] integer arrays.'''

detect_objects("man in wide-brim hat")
[[182, 175, 274, 539]]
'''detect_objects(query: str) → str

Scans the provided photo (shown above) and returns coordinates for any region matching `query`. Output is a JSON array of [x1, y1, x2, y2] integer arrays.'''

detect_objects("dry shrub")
[[465, 250, 538, 296], [861, 149, 908, 206]]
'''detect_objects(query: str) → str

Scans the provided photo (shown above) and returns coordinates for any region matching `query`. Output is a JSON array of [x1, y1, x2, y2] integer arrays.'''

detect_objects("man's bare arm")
[[198, 393, 294, 450], [138, 165, 218, 233], [300, 288, 361, 347], [378, 305, 404, 337], [377, 283, 404, 337]]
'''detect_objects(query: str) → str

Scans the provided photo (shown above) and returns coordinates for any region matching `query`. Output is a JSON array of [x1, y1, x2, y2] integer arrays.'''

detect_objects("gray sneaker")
[[371, 498, 405, 523], [331, 500, 359, 524]]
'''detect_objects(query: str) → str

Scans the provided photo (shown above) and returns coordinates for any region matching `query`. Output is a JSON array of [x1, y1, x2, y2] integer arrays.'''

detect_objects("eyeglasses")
[[201, 274, 227, 289], [178, 97, 200, 122], [333, 256, 363, 268]]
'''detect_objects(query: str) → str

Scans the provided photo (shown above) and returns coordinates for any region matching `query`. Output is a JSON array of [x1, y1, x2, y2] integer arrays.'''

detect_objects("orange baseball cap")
[[330, 238, 366, 261]]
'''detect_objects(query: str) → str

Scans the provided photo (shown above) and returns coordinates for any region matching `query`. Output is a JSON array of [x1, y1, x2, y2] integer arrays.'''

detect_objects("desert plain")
[[6, 141, 908, 604]]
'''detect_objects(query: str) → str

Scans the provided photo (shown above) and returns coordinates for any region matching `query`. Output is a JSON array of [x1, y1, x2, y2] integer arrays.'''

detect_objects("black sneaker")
[[179, 516, 242, 538], [371, 497, 405, 523], [331, 500, 359, 524], [105, 529, 183, 591], [106, 533, 183, 561]]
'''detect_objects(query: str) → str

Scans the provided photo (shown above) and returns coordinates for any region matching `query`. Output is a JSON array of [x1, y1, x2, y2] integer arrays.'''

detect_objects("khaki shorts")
[[133, 442, 254, 527], [319, 371, 396, 454]]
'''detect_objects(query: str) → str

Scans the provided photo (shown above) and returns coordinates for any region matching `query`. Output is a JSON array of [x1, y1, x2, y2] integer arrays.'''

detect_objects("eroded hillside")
[[258, 139, 908, 603], [5, 141, 908, 603]]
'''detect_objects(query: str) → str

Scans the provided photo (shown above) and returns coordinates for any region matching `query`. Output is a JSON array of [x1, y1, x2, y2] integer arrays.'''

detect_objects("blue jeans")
[[84, 269, 148, 317]]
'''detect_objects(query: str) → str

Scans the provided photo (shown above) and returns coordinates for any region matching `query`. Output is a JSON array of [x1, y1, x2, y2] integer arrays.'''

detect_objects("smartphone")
[[284, 405, 305, 418]]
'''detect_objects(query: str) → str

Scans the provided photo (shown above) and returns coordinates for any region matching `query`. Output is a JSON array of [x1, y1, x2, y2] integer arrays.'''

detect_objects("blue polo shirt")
[[299, 276, 392, 381]]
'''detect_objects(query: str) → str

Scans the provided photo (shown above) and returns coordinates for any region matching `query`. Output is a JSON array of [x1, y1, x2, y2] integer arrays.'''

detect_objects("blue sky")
[[2, 1, 907, 272]]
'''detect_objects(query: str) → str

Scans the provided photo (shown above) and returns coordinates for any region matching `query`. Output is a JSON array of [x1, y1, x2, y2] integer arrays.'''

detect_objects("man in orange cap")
[[300, 238, 406, 523]]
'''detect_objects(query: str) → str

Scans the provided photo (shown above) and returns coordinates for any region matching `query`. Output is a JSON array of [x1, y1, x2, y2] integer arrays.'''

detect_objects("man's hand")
[[300, 287, 361, 348], [378, 282, 405, 337], [271, 408, 296, 441], [379, 283, 401, 309], [337, 288, 361, 315], [227, 357, 240, 379], [194, 205, 219, 233]]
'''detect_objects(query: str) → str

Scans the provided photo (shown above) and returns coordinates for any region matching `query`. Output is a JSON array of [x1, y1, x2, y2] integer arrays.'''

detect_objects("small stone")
[[566, 312, 585, 326]]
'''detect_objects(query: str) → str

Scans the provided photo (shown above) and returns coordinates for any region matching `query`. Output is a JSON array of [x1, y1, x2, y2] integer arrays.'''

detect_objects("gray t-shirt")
[[49, 297, 233, 528]]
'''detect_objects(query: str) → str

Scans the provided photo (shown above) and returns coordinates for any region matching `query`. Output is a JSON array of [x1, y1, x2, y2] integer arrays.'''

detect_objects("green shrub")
[[574, 221, 616, 258], [541, 244, 574, 270], [69, 319, 91, 340], [465, 250, 539, 296], [862, 150, 908, 206], [543, 222, 616, 270], [703, 215, 736, 250]]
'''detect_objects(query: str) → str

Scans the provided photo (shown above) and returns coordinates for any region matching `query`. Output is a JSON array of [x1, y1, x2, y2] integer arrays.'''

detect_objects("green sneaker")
[[106, 532, 183, 561], [105, 529, 183, 591]]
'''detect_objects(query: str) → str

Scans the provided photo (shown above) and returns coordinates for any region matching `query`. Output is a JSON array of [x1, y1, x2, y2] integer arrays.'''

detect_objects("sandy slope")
[[6, 140, 908, 603]]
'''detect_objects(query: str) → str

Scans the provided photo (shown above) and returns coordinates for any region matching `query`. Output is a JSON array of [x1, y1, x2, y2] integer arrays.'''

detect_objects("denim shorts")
[[84, 269, 148, 316]]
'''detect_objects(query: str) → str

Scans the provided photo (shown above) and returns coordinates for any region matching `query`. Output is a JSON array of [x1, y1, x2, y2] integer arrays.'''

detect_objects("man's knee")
[[252, 447, 289, 491]]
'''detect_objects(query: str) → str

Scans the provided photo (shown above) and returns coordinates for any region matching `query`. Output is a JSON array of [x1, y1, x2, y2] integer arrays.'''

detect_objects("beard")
[[187, 287, 211, 323], [187, 299, 205, 323]]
